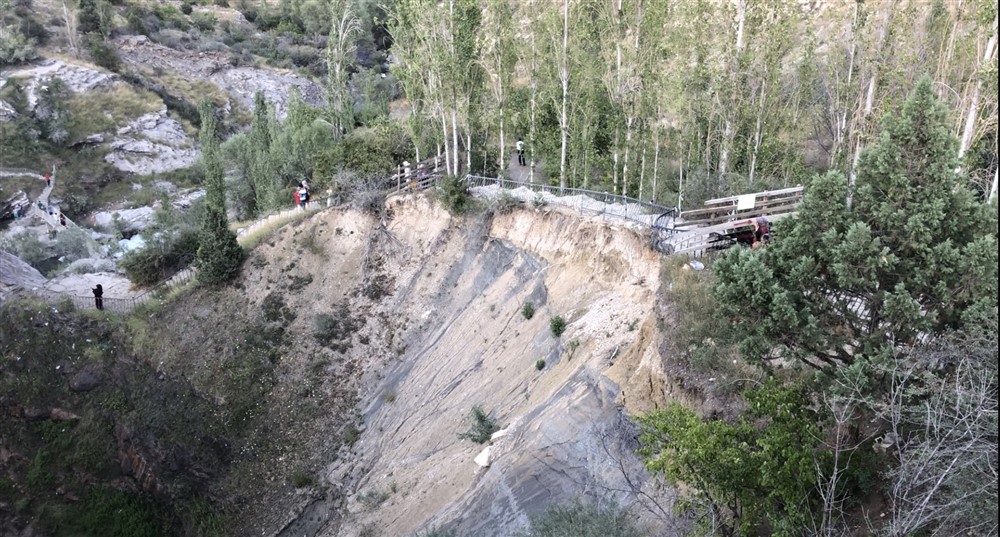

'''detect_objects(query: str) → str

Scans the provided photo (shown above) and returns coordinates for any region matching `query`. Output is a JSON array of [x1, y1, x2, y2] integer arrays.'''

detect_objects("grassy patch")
[[236, 207, 321, 250], [290, 469, 314, 488], [356, 487, 390, 510], [66, 85, 163, 142], [661, 257, 738, 373]]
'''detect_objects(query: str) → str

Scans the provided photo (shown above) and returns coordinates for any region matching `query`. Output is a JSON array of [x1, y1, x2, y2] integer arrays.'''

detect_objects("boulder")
[[474, 446, 491, 468], [0, 250, 46, 302], [69, 363, 104, 392], [93, 207, 155, 234], [1, 191, 31, 221], [50, 408, 82, 421], [117, 234, 147, 255]]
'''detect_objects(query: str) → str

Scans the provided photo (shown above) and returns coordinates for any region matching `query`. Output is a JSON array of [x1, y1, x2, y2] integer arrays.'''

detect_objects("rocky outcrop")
[[0, 251, 46, 302], [104, 109, 200, 174], [114, 35, 324, 119], [1, 191, 31, 222], [93, 206, 156, 233], [1, 58, 115, 110], [69, 363, 104, 392], [209, 67, 325, 120]]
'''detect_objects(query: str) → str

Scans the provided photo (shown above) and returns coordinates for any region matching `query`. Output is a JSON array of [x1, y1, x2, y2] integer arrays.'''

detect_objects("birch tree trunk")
[[440, 108, 451, 175], [558, 0, 569, 190], [957, 15, 998, 163], [717, 0, 747, 179], [529, 0, 538, 182], [748, 75, 767, 185], [831, 1, 860, 167], [848, 8, 892, 209], [652, 124, 660, 203]]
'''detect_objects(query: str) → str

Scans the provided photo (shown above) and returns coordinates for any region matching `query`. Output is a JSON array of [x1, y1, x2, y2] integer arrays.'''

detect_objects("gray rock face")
[[1, 191, 31, 221], [209, 67, 324, 120], [113, 35, 324, 120], [0, 250, 46, 302], [0, 98, 16, 121], [69, 363, 104, 392], [1, 58, 115, 110], [104, 110, 200, 174], [93, 206, 156, 233]]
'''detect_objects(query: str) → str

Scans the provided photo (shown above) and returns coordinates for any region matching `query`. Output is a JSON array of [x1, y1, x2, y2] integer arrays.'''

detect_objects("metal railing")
[[464, 175, 677, 226]]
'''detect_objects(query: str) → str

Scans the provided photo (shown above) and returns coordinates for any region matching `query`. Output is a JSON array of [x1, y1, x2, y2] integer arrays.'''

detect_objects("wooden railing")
[[652, 186, 805, 256]]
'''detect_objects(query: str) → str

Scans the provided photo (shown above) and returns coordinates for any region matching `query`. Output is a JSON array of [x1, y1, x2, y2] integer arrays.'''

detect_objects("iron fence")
[[464, 175, 676, 226]]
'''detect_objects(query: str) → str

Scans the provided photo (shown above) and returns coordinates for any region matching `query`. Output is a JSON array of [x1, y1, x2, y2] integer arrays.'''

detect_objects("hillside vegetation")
[[1, 0, 998, 536]]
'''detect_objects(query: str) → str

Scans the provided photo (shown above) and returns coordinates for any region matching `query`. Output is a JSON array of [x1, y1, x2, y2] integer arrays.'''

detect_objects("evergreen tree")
[[248, 92, 274, 215], [713, 77, 998, 371], [196, 101, 244, 285]]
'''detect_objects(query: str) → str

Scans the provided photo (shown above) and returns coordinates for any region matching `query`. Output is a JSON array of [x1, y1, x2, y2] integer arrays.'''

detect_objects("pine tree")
[[248, 92, 274, 215], [713, 77, 998, 371], [196, 101, 244, 285]]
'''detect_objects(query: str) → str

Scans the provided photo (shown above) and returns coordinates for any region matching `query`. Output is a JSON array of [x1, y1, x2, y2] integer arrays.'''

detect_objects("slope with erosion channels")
[[241, 195, 683, 535], [1, 194, 687, 536]]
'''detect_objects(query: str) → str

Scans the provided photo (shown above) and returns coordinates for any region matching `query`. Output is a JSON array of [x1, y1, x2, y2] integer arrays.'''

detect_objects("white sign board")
[[736, 194, 757, 211]]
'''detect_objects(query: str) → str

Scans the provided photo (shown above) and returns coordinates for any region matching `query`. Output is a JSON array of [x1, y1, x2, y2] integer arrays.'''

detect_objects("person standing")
[[92, 284, 104, 311], [516, 139, 526, 167], [43, 173, 51, 187]]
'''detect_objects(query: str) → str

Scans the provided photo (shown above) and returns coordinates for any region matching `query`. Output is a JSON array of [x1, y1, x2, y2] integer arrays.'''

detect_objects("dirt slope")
[[277, 196, 681, 536], [140, 194, 684, 536]]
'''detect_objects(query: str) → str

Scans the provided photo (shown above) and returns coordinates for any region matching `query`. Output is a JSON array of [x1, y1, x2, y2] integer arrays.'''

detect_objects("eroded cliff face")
[[2, 195, 690, 537], [258, 196, 684, 536]]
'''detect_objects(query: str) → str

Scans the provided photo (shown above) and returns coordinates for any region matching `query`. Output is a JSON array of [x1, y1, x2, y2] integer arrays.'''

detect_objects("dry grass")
[[235, 207, 323, 250], [66, 84, 163, 142]]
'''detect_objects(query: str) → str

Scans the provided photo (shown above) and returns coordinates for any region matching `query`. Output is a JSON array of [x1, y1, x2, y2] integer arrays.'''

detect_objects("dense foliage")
[[712, 78, 998, 371], [639, 382, 821, 536]]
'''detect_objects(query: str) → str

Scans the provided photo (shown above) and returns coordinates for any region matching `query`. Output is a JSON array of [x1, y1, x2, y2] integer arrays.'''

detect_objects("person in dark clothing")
[[59, 213, 66, 226], [93, 284, 104, 310], [516, 139, 526, 166]]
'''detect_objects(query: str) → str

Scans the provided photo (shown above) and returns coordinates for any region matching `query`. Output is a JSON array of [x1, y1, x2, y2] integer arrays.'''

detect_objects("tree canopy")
[[713, 77, 998, 371]]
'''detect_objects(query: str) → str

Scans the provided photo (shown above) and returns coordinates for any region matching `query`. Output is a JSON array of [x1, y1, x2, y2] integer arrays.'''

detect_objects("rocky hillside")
[[0, 194, 710, 536]]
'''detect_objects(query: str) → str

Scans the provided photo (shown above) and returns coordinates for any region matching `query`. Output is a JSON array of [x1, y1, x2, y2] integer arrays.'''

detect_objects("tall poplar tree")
[[197, 102, 244, 286], [248, 92, 274, 214]]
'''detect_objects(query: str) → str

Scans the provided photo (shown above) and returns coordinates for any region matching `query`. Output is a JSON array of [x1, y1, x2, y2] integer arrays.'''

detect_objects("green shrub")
[[535, 359, 545, 371], [457, 405, 499, 444], [343, 423, 360, 444], [521, 302, 535, 320], [312, 305, 359, 351], [492, 192, 521, 214], [192, 11, 216, 32], [19, 16, 49, 44], [0, 232, 48, 271], [180, 3, 193, 14], [85, 34, 120, 71], [120, 228, 200, 286], [521, 501, 645, 537], [0, 31, 37, 66], [290, 469, 313, 488], [438, 175, 471, 214], [549, 315, 566, 337]]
